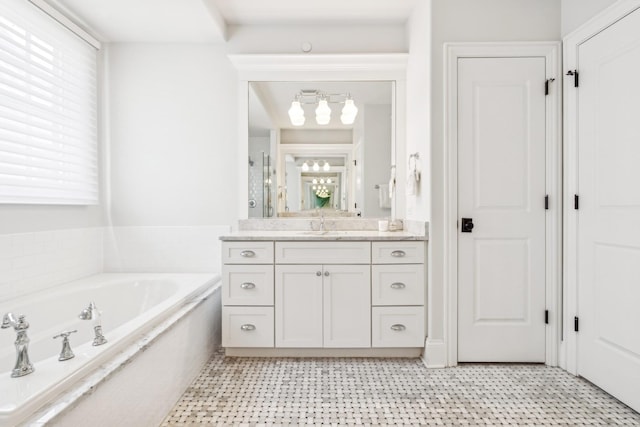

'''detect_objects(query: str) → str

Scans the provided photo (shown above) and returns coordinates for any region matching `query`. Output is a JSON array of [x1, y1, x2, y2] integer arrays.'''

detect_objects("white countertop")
[[219, 230, 427, 241]]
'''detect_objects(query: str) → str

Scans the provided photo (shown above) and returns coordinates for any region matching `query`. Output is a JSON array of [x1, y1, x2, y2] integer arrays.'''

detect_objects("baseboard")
[[421, 338, 447, 368], [225, 347, 423, 358]]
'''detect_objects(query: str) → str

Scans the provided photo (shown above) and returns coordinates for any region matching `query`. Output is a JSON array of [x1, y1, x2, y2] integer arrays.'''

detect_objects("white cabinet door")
[[222, 306, 274, 348], [275, 264, 323, 347], [576, 8, 640, 412], [457, 56, 547, 362], [323, 264, 371, 348], [372, 306, 425, 348], [223, 264, 274, 306]]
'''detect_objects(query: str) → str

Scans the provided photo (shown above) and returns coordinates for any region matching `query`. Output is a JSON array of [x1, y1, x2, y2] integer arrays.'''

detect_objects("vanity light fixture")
[[327, 178, 332, 184], [312, 178, 318, 185], [312, 161, 320, 172], [319, 178, 325, 185], [323, 161, 331, 172], [288, 90, 358, 126], [302, 161, 309, 172]]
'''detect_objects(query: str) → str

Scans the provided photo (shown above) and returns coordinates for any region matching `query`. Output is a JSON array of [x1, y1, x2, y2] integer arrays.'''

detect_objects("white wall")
[[405, 0, 431, 221], [561, 0, 618, 36], [106, 43, 237, 227], [427, 0, 561, 350]]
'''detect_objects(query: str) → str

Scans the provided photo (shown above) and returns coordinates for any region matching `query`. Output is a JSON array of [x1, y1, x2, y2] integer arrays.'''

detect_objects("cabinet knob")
[[390, 250, 406, 257], [240, 324, 256, 331], [240, 282, 256, 290], [390, 282, 406, 289], [240, 250, 256, 258], [324, 271, 330, 277], [316, 271, 322, 276], [390, 324, 406, 332]]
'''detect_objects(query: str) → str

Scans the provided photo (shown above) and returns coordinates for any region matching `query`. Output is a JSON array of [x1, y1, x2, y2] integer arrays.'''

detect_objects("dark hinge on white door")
[[574, 195, 579, 210], [566, 70, 579, 87], [574, 316, 579, 332], [545, 310, 549, 324], [544, 78, 555, 95], [545, 195, 549, 210]]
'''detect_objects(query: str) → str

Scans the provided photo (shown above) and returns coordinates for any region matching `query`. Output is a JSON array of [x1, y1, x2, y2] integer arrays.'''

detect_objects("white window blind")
[[0, 0, 98, 204]]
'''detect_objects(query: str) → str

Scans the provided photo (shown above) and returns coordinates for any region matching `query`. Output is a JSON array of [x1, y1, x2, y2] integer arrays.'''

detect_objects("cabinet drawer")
[[372, 306, 425, 348], [222, 241, 274, 264], [372, 264, 425, 306], [222, 306, 274, 347], [276, 241, 371, 264], [371, 241, 425, 264], [223, 264, 274, 306]]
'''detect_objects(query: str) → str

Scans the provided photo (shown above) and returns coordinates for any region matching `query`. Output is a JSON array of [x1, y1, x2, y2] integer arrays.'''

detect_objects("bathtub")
[[0, 273, 221, 427]]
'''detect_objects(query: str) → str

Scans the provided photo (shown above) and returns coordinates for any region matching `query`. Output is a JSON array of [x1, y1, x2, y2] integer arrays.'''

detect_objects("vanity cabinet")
[[222, 242, 275, 348], [275, 263, 371, 348], [221, 238, 426, 354], [371, 242, 426, 347]]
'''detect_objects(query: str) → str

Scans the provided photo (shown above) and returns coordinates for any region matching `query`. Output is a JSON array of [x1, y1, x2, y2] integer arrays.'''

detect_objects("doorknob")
[[461, 218, 474, 233]]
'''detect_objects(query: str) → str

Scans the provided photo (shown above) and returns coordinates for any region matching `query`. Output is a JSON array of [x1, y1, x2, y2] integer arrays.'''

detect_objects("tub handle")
[[390, 282, 406, 289], [53, 329, 78, 361], [240, 324, 256, 331], [390, 324, 406, 332], [241, 282, 256, 290], [391, 250, 406, 258], [240, 250, 256, 258]]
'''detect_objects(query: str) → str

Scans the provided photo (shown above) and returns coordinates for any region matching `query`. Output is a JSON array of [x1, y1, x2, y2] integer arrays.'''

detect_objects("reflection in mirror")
[[249, 81, 394, 218]]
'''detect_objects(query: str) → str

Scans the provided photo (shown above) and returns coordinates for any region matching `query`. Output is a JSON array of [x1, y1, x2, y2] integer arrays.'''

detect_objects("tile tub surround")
[[0, 227, 103, 301], [103, 225, 231, 273], [163, 357, 640, 425]]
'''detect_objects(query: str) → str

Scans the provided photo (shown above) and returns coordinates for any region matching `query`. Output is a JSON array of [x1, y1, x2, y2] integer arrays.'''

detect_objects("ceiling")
[[50, 0, 418, 42]]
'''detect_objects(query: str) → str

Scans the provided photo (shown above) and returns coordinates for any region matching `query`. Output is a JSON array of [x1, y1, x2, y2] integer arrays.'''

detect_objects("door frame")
[[562, 0, 640, 376], [443, 42, 562, 367]]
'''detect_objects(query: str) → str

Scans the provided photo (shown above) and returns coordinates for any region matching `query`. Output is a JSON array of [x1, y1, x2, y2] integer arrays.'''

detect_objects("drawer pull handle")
[[390, 282, 406, 289], [240, 250, 256, 258], [390, 324, 406, 332], [391, 250, 406, 257], [316, 271, 322, 276], [240, 282, 256, 289], [240, 324, 256, 331]]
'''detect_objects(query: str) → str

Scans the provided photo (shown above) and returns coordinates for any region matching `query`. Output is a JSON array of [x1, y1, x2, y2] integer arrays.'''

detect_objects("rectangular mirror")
[[248, 81, 395, 218]]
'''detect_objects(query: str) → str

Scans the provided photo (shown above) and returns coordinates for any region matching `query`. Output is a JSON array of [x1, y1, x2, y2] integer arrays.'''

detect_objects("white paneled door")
[[576, 8, 640, 412], [457, 57, 547, 362]]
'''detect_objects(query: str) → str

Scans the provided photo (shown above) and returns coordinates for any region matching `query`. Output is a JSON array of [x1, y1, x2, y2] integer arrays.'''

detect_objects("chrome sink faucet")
[[2, 313, 35, 377], [79, 302, 107, 346]]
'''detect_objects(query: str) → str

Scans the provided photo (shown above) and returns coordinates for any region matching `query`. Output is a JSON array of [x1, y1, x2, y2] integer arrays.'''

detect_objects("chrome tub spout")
[[2, 313, 35, 378]]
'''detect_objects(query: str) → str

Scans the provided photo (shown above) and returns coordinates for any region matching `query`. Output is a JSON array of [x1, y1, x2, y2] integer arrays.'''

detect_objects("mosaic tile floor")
[[162, 355, 640, 426]]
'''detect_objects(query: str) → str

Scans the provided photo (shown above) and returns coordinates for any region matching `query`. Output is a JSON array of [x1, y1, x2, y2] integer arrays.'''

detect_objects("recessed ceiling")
[[211, 0, 419, 25], [49, 0, 418, 42]]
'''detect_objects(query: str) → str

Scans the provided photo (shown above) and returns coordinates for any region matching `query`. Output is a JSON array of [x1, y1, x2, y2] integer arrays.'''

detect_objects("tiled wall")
[[0, 225, 231, 301], [103, 226, 231, 273], [0, 228, 103, 301]]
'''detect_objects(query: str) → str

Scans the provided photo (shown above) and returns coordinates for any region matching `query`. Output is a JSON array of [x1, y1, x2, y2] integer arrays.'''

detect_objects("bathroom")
[[1, 0, 640, 425]]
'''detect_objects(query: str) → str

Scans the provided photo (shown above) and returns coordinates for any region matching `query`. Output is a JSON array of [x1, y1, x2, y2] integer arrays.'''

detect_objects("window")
[[0, 0, 98, 204]]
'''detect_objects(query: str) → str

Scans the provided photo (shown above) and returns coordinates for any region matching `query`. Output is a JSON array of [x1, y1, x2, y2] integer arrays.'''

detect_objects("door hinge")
[[353, 160, 357, 166], [545, 195, 549, 210], [566, 70, 579, 87], [544, 78, 555, 95], [574, 194, 579, 210], [574, 316, 579, 332], [545, 310, 549, 324]]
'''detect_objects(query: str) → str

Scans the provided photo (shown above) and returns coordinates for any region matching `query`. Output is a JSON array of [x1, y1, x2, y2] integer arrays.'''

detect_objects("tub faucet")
[[2, 313, 35, 378], [79, 302, 107, 346]]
